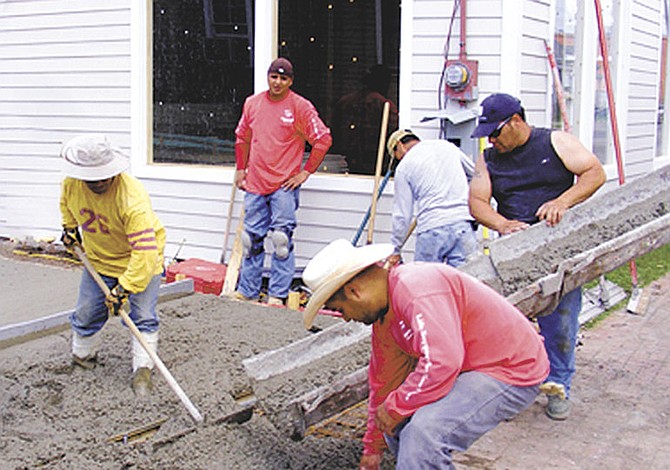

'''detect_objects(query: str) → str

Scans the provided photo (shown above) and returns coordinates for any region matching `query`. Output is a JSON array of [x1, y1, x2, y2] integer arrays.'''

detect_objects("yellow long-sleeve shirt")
[[60, 173, 165, 293]]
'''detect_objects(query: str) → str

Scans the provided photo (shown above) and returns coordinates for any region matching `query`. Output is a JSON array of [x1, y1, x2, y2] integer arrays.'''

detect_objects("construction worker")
[[234, 57, 332, 306], [302, 239, 550, 470], [468, 93, 606, 420], [59, 134, 165, 396], [386, 128, 477, 266]]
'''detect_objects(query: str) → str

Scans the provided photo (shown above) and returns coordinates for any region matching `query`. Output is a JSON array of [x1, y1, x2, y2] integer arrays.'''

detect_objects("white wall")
[[1, 0, 666, 269], [624, 0, 664, 175], [0, 0, 132, 239]]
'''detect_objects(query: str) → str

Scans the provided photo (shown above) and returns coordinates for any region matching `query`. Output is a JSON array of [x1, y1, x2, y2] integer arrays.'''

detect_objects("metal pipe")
[[459, 0, 467, 61]]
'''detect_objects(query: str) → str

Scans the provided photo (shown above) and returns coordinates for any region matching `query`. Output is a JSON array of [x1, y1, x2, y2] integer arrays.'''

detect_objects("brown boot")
[[72, 354, 97, 370], [132, 367, 153, 397]]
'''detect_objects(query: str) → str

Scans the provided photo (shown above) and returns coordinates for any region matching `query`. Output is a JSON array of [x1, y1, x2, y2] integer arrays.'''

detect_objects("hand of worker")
[[234, 169, 247, 190], [374, 403, 400, 436], [60, 226, 82, 249], [105, 284, 129, 316], [282, 170, 309, 191], [359, 453, 382, 470], [496, 219, 529, 236], [536, 198, 569, 227], [384, 253, 402, 269]]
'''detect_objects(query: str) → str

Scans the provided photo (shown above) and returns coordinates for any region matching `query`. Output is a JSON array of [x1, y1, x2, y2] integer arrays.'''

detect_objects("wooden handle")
[[73, 246, 204, 423], [222, 206, 245, 296], [367, 101, 391, 244], [220, 183, 237, 264]]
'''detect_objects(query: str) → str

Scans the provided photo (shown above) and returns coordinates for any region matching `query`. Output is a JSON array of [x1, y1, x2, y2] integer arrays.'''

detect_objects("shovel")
[[73, 246, 204, 423]]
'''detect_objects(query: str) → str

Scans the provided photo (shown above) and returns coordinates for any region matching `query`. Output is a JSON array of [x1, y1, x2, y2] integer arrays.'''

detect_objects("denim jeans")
[[384, 371, 539, 469], [414, 221, 478, 267], [237, 188, 299, 299], [69, 269, 161, 337], [537, 287, 581, 398]]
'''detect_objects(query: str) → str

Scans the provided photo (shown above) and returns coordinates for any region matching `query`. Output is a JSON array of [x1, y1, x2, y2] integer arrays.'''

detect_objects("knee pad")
[[242, 231, 265, 258], [270, 230, 291, 260]]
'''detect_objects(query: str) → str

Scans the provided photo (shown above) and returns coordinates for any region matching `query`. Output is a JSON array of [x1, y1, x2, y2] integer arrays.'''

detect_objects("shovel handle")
[[73, 246, 204, 423], [367, 101, 391, 245]]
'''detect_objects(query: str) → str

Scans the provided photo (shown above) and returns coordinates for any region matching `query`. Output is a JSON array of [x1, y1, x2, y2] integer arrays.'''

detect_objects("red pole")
[[593, 0, 638, 283], [544, 39, 572, 133], [459, 0, 467, 61], [593, 0, 625, 185]]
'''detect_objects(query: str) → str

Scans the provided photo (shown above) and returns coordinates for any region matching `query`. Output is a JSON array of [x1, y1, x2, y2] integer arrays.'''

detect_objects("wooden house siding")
[[623, 0, 662, 174], [0, 0, 666, 268], [0, 1, 131, 240]]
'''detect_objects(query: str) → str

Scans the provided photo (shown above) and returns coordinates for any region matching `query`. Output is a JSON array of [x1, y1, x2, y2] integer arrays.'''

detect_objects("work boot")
[[132, 367, 153, 397], [267, 296, 284, 307], [545, 394, 571, 420], [539, 381, 566, 400], [233, 291, 257, 302], [72, 353, 97, 370]]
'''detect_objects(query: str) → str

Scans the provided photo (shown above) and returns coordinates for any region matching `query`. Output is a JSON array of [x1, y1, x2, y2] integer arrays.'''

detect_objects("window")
[[552, 0, 577, 129], [592, 0, 616, 164], [278, 0, 400, 176], [152, 0, 254, 165]]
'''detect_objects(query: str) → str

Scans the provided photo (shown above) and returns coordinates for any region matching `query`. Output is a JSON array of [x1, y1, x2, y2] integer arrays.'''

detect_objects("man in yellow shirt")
[[59, 134, 165, 396]]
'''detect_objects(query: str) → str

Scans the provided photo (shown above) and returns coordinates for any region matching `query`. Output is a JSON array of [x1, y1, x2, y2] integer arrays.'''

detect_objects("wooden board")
[[221, 207, 245, 297]]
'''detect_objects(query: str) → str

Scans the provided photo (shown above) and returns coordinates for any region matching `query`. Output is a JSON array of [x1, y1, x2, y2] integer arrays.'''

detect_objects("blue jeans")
[[414, 221, 477, 267], [537, 287, 581, 398], [385, 371, 539, 469], [237, 188, 299, 299], [69, 269, 161, 336]]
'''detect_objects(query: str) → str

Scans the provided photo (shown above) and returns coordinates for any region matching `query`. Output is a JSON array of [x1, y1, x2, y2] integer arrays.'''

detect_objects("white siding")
[[0, 0, 665, 270], [518, 0, 552, 126], [0, 0, 132, 240], [624, 0, 663, 176]]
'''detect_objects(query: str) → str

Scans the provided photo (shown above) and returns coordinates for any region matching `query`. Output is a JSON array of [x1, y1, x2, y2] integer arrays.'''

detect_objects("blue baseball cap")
[[471, 93, 523, 138]]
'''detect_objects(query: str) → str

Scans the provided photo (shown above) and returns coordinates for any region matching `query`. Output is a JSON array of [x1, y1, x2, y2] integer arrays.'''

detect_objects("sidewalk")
[[0, 254, 81, 327], [457, 275, 670, 469]]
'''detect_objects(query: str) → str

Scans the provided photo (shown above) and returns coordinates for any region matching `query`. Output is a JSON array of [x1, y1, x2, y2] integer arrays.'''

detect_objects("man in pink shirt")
[[302, 239, 549, 469], [234, 58, 332, 305]]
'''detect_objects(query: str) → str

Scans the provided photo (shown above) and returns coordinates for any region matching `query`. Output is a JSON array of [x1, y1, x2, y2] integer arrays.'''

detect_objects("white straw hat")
[[61, 134, 129, 181], [302, 239, 393, 329]]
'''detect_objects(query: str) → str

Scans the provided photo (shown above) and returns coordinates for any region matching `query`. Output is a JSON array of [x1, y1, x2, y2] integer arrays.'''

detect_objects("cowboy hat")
[[302, 239, 393, 329], [61, 134, 129, 181]]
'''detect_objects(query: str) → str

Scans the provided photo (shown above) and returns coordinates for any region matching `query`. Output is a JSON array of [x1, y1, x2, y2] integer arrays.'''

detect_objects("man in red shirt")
[[302, 239, 549, 469], [234, 58, 332, 305]]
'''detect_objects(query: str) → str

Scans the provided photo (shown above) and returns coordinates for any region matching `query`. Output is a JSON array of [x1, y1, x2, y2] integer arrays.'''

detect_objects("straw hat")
[[386, 128, 417, 156], [61, 134, 129, 181], [302, 239, 393, 329]]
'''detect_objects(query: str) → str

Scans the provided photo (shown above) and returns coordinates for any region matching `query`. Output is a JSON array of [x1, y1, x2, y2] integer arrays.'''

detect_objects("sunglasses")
[[489, 116, 512, 139]]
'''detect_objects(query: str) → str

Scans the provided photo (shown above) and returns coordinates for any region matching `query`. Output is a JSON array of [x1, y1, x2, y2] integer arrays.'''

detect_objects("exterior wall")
[[0, 0, 666, 269], [624, 0, 663, 175], [0, 1, 132, 239], [518, 0, 553, 125]]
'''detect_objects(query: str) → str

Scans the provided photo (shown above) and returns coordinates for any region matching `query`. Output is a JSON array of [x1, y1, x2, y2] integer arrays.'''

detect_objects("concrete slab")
[[0, 255, 81, 327]]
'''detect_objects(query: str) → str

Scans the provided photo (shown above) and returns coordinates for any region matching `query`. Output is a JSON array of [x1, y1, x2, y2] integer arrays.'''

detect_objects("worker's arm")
[[283, 107, 333, 190], [234, 101, 252, 190], [390, 170, 413, 254], [118, 203, 162, 294], [468, 153, 529, 235], [536, 131, 607, 226]]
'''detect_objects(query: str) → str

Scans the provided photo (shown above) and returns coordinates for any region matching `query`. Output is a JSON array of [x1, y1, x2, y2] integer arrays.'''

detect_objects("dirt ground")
[[1, 243, 669, 469]]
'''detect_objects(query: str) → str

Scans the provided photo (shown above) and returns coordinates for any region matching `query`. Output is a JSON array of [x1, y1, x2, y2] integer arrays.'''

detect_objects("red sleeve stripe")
[[128, 228, 155, 239], [132, 245, 159, 251]]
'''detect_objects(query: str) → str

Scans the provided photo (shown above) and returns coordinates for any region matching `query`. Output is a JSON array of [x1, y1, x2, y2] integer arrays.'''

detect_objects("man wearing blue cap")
[[468, 93, 606, 420]]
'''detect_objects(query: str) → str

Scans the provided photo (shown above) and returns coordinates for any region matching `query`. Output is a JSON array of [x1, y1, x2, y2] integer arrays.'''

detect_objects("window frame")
[[130, 0, 406, 190]]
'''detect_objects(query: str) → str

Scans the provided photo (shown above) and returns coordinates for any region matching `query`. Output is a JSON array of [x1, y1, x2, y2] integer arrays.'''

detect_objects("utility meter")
[[444, 59, 478, 101], [445, 62, 470, 91]]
